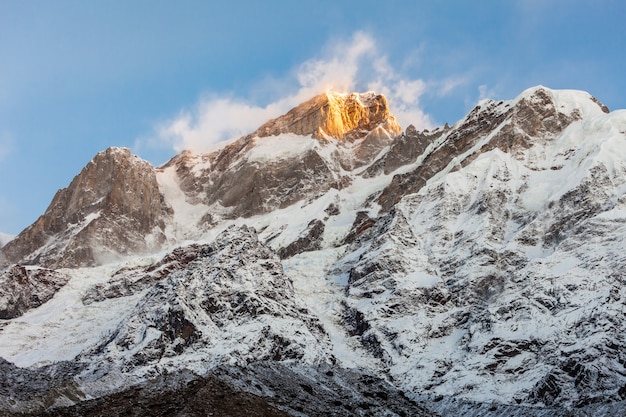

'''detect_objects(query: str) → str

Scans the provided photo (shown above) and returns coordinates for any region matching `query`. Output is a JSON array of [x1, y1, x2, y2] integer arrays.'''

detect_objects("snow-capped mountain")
[[0, 232, 13, 248], [1, 87, 625, 416]]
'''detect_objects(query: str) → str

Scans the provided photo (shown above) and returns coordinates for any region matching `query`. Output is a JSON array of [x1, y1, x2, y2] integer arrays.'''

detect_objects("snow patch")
[[0, 264, 143, 367], [246, 134, 316, 163]]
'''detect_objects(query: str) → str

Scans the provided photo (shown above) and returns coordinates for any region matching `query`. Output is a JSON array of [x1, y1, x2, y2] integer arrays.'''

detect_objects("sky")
[[0, 0, 624, 235]]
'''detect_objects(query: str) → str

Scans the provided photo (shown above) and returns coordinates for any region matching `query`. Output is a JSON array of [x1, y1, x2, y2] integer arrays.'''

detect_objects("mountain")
[[0, 233, 13, 252], [1, 87, 625, 416], [0, 148, 171, 268]]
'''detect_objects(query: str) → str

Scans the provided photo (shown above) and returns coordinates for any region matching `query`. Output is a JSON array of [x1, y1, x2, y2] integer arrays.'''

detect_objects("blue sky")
[[0, 0, 624, 235]]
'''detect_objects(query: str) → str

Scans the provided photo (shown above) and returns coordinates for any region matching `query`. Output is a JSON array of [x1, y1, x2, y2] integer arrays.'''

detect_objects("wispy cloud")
[[478, 84, 500, 101], [141, 31, 462, 154]]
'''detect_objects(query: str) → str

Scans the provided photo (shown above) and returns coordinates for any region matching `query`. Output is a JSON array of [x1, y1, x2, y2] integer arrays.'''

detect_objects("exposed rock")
[[82, 244, 205, 304], [254, 91, 402, 141], [332, 88, 626, 409], [0, 265, 70, 319], [87, 226, 332, 370], [277, 219, 325, 259], [161, 139, 348, 220], [377, 87, 580, 212], [324, 202, 340, 216], [0, 148, 172, 268], [364, 124, 444, 177], [341, 211, 376, 244], [21, 371, 292, 417], [159, 91, 401, 223], [2, 361, 436, 417], [218, 362, 436, 417]]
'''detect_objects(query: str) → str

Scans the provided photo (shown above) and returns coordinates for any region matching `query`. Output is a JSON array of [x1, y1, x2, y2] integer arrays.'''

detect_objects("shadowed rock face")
[[0, 265, 69, 319], [377, 88, 581, 212], [0, 148, 172, 268], [162, 143, 348, 221], [254, 91, 402, 141]]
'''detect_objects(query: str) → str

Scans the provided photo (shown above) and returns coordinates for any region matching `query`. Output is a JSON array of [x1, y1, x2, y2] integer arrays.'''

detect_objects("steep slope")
[[255, 91, 401, 141], [0, 148, 172, 269], [0, 227, 431, 417], [0, 266, 70, 319], [158, 91, 401, 232], [1, 86, 625, 416], [333, 87, 626, 409], [376, 87, 594, 211]]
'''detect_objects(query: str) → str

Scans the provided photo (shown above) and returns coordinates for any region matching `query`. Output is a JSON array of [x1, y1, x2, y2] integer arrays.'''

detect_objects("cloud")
[[436, 76, 470, 97], [478, 84, 499, 101], [142, 31, 452, 154], [145, 96, 282, 154]]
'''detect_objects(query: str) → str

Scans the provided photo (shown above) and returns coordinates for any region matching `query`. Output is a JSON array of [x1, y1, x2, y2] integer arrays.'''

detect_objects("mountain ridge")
[[1, 86, 625, 416], [254, 91, 402, 140]]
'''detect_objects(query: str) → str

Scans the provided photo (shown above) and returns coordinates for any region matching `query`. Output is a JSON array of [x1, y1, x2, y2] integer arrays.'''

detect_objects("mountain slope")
[[333, 87, 626, 409], [1, 87, 625, 416], [0, 148, 171, 269]]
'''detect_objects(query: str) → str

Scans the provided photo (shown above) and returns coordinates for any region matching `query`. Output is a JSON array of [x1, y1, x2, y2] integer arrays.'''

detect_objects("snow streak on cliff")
[[1, 87, 625, 416]]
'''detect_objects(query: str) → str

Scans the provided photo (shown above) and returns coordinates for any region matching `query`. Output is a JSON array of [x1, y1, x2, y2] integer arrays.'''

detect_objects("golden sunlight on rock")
[[255, 91, 402, 141]]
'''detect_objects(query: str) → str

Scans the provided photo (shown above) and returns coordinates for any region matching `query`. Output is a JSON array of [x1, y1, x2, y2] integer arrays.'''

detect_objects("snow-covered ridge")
[[1, 86, 625, 416], [513, 85, 611, 117]]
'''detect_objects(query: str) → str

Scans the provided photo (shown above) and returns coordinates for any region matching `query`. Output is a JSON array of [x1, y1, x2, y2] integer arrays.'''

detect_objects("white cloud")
[[149, 97, 282, 153], [436, 76, 469, 97], [142, 31, 447, 154], [478, 84, 499, 101]]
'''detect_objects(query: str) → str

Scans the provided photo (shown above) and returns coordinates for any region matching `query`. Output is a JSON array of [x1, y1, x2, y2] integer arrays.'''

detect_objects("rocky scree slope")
[[1, 87, 626, 416]]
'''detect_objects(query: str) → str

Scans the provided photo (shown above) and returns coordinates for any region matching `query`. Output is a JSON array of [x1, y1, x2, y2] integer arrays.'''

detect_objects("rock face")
[[0, 265, 69, 319], [0, 148, 171, 268], [0, 92, 401, 267], [377, 88, 580, 212], [333, 87, 626, 410], [1, 86, 626, 417], [159, 91, 401, 223], [86, 226, 332, 371], [255, 91, 402, 141]]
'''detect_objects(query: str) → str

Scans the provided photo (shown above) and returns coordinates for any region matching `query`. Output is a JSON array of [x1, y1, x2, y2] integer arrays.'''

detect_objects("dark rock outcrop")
[[277, 219, 325, 259], [0, 265, 69, 319]]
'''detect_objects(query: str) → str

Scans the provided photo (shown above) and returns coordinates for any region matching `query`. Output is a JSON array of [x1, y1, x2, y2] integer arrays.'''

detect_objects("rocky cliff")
[[255, 91, 401, 140], [1, 87, 625, 417], [157, 91, 402, 228], [0, 148, 172, 268]]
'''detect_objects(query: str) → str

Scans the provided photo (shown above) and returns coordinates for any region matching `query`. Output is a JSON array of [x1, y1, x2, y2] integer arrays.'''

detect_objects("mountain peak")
[[0, 146, 171, 268], [513, 85, 611, 116], [254, 91, 402, 140]]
